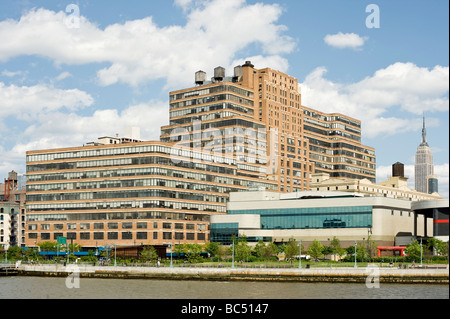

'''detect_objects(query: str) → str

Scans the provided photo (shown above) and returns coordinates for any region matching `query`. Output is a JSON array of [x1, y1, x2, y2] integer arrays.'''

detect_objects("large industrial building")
[[25, 62, 377, 250], [25, 140, 277, 249], [211, 190, 449, 247]]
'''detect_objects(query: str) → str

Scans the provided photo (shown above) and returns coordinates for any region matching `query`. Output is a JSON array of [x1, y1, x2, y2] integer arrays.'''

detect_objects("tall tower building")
[[415, 116, 434, 193], [162, 62, 316, 193]]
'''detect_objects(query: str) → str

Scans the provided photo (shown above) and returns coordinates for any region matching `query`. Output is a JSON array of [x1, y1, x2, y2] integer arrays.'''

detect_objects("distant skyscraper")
[[415, 116, 434, 193]]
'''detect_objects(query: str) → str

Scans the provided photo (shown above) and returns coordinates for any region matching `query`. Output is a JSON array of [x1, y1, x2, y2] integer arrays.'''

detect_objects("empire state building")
[[415, 117, 434, 193]]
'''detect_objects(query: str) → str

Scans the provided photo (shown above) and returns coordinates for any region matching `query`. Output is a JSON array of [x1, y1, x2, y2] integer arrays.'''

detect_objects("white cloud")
[[19, 99, 169, 150], [1, 99, 170, 178], [229, 55, 289, 74], [324, 32, 368, 50], [0, 0, 295, 89], [0, 82, 93, 119], [300, 62, 449, 138], [55, 71, 72, 81], [1, 69, 23, 77]]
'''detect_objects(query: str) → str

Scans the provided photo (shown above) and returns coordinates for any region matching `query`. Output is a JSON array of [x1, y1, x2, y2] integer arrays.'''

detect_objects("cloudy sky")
[[0, 0, 448, 197]]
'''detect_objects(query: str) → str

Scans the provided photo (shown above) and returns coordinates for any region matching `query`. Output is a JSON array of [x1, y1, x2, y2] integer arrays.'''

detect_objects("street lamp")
[[420, 238, 423, 267], [170, 228, 175, 268], [354, 240, 358, 268], [114, 242, 117, 267], [231, 237, 235, 269], [170, 242, 173, 268], [298, 240, 302, 269]]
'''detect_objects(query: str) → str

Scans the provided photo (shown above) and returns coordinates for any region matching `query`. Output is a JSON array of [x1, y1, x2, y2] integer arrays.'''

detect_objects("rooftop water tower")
[[195, 70, 206, 85]]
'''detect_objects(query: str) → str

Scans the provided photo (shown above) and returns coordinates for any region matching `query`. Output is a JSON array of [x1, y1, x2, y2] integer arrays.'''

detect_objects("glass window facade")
[[210, 223, 239, 245], [229, 206, 372, 230]]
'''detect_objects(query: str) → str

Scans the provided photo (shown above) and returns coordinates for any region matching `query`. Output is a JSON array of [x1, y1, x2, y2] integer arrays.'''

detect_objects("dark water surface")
[[0, 276, 448, 299]]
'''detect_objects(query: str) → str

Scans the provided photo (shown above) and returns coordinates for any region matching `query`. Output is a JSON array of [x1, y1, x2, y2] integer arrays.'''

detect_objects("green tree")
[[82, 250, 98, 263], [254, 240, 266, 259], [254, 240, 278, 261], [174, 243, 187, 258], [38, 241, 58, 252], [68, 243, 82, 253], [330, 237, 346, 261], [23, 247, 39, 261], [263, 242, 278, 260], [216, 244, 228, 261], [140, 246, 158, 262], [283, 238, 302, 263], [174, 243, 204, 263], [427, 238, 447, 256], [7, 246, 23, 260], [356, 241, 368, 262], [185, 244, 203, 263], [365, 235, 377, 261], [307, 239, 324, 261], [437, 240, 449, 258], [204, 242, 220, 258], [405, 240, 422, 262], [235, 236, 251, 262]]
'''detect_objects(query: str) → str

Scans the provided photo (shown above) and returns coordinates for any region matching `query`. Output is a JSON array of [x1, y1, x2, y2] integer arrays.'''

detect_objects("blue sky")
[[0, 0, 448, 197]]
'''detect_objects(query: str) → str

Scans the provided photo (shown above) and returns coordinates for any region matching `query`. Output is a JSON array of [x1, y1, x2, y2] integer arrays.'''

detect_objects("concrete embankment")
[[17, 265, 449, 284]]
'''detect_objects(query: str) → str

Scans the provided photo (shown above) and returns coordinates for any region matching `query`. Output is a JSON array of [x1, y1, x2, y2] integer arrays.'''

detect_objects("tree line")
[[2, 236, 448, 264]]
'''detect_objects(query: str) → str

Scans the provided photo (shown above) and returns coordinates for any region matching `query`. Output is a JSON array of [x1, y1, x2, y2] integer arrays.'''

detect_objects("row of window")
[[307, 137, 376, 158], [309, 153, 376, 170], [170, 93, 254, 110], [304, 117, 361, 135], [27, 199, 226, 214], [27, 144, 174, 163], [170, 110, 250, 126], [28, 231, 207, 241], [310, 145, 375, 165], [0, 207, 25, 214], [169, 102, 254, 119], [28, 221, 206, 231], [26, 165, 251, 188], [26, 211, 211, 223], [27, 188, 228, 204], [169, 85, 254, 102], [161, 119, 265, 138], [314, 162, 376, 177], [27, 177, 243, 194], [304, 125, 361, 143], [303, 110, 361, 128], [27, 145, 245, 168], [27, 154, 243, 176]]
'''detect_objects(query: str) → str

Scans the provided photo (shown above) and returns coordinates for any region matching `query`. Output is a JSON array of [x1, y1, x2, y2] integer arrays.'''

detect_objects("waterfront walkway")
[[15, 264, 449, 284]]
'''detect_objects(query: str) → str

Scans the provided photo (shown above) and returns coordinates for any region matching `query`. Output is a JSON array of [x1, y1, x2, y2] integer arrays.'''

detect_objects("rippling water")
[[0, 276, 448, 299]]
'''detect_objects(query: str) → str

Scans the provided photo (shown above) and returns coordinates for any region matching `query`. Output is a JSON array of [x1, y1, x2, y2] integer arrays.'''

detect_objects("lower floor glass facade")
[[228, 206, 373, 230], [210, 223, 239, 245]]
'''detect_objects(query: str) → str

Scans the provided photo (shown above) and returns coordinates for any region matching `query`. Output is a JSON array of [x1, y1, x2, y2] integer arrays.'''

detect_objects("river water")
[[0, 276, 448, 299]]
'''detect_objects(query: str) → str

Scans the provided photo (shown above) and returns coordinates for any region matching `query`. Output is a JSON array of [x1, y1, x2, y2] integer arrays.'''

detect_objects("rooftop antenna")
[[421, 113, 428, 146]]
